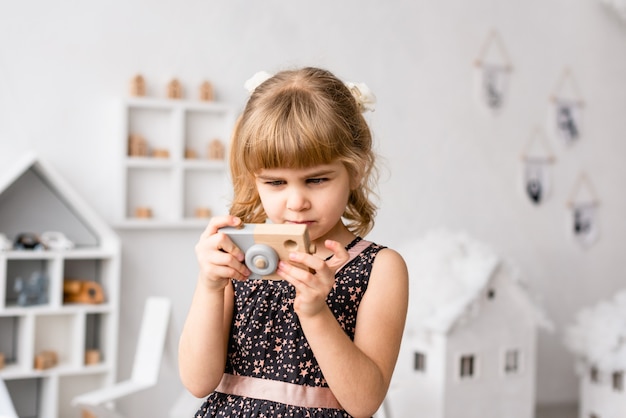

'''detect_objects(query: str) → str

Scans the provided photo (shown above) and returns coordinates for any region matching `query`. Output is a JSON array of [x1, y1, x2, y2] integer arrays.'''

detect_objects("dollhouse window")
[[460, 355, 475, 378], [504, 349, 519, 374], [413, 352, 426, 372], [590, 366, 600, 383], [612, 371, 623, 391]]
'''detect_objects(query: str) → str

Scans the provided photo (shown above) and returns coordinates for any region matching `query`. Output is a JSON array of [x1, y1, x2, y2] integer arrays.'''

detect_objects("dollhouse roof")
[[0, 153, 118, 250], [564, 289, 626, 372], [400, 229, 549, 335]]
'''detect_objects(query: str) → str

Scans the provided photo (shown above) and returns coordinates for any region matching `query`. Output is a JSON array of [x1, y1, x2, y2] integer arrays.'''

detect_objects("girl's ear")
[[349, 167, 364, 190]]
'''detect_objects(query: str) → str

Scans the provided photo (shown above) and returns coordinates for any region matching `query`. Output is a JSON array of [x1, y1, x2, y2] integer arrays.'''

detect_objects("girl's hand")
[[277, 240, 350, 318], [195, 215, 250, 291]]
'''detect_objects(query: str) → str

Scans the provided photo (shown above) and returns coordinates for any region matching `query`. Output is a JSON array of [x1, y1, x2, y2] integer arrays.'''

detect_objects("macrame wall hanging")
[[473, 30, 513, 114], [549, 68, 585, 147], [567, 172, 600, 248], [521, 127, 556, 205]]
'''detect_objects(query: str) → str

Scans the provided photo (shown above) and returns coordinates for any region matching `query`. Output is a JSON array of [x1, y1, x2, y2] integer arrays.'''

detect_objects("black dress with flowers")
[[194, 237, 385, 418]]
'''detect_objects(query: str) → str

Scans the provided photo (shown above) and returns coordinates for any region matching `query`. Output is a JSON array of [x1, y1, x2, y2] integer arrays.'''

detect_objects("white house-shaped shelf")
[[0, 153, 118, 251], [387, 230, 551, 418], [0, 153, 121, 418]]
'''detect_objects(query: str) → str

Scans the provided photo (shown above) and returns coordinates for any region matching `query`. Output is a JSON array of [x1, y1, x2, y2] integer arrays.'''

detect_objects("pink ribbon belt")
[[215, 373, 343, 410]]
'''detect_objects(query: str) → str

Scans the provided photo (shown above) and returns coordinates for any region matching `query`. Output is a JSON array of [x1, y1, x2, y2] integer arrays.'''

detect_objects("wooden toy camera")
[[219, 223, 316, 280]]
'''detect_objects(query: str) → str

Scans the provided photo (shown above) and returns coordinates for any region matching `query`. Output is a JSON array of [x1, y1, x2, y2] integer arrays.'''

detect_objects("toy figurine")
[[199, 80, 214, 101], [207, 139, 225, 160], [84, 349, 101, 365], [185, 148, 198, 159], [135, 207, 153, 219], [63, 280, 105, 304], [130, 74, 146, 97], [152, 148, 170, 158], [13, 233, 45, 250], [34, 350, 58, 370], [40, 231, 75, 250], [128, 134, 149, 157], [82, 409, 97, 418], [0, 233, 12, 251], [195, 207, 212, 218], [167, 78, 183, 99], [14, 272, 49, 306]]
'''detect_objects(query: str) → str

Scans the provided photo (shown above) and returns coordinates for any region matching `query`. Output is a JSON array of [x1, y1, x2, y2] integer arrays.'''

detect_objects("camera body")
[[219, 223, 316, 280]]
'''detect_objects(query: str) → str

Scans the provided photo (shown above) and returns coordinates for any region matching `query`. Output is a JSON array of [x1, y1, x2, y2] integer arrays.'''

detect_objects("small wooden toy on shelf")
[[134, 207, 153, 219], [152, 148, 170, 158], [185, 148, 198, 159], [84, 349, 101, 365], [199, 80, 214, 101], [34, 350, 58, 370], [82, 409, 97, 418], [14, 272, 49, 306], [63, 280, 105, 304], [0, 352, 5, 369], [195, 207, 212, 219], [128, 134, 149, 157], [130, 74, 146, 97], [207, 139, 225, 160], [167, 78, 183, 99]]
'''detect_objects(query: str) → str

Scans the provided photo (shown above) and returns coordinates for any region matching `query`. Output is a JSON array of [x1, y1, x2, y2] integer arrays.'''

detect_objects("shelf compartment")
[[62, 258, 111, 307], [127, 106, 178, 159], [34, 314, 81, 371], [4, 377, 43, 418], [5, 258, 61, 309], [125, 166, 179, 221], [183, 169, 231, 220], [84, 312, 109, 367], [184, 109, 231, 160], [0, 315, 32, 374]]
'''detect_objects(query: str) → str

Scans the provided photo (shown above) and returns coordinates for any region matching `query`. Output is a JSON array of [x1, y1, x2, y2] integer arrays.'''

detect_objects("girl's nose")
[[286, 189, 310, 211]]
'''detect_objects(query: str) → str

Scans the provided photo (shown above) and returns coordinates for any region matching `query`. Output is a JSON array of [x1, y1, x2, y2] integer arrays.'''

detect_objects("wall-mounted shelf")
[[118, 97, 237, 229]]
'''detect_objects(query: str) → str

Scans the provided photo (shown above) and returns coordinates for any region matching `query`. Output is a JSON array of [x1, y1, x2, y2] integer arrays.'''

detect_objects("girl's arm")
[[178, 279, 234, 397], [281, 247, 409, 418], [178, 216, 250, 397]]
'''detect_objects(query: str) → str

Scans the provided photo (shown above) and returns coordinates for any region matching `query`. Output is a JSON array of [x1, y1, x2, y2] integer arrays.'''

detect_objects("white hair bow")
[[244, 71, 272, 94]]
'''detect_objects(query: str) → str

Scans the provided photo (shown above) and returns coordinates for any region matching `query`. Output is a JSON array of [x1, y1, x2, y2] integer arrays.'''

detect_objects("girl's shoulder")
[[352, 238, 401, 261], [367, 243, 409, 284], [349, 238, 406, 276]]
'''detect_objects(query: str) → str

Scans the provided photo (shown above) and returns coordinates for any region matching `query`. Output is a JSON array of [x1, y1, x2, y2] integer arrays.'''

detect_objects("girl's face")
[[255, 161, 353, 243]]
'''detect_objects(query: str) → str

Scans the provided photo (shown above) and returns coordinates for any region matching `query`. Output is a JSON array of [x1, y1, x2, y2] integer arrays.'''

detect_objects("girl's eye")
[[307, 178, 327, 185], [266, 180, 285, 186]]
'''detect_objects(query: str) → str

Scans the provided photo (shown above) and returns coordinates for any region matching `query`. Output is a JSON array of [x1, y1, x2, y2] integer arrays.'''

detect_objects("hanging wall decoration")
[[597, 0, 626, 23], [521, 127, 555, 205], [473, 30, 513, 114], [567, 172, 600, 248], [549, 68, 585, 147]]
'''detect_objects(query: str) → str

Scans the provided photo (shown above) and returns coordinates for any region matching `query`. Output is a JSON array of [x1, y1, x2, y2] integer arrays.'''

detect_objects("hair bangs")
[[240, 91, 347, 173]]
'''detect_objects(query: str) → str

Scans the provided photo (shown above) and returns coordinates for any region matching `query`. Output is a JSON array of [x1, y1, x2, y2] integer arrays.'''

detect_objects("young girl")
[[179, 67, 408, 418]]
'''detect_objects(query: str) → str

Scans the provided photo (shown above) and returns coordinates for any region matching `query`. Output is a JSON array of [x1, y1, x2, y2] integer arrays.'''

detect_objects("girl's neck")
[[311, 221, 356, 259]]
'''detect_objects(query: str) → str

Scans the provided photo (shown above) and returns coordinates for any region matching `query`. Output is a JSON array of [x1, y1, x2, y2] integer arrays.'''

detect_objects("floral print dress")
[[195, 237, 384, 418]]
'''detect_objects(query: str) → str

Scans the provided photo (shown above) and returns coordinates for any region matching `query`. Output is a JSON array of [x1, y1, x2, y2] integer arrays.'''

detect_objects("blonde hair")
[[229, 67, 378, 237]]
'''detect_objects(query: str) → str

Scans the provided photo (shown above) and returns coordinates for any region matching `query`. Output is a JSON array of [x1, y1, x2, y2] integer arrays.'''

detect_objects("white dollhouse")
[[564, 290, 626, 418], [0, 153, 121, 418], [385, 230, 551, 418]]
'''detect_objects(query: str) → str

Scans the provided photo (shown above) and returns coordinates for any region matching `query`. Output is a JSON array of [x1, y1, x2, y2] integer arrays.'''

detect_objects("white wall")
[[1, 0, 625, 416]]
